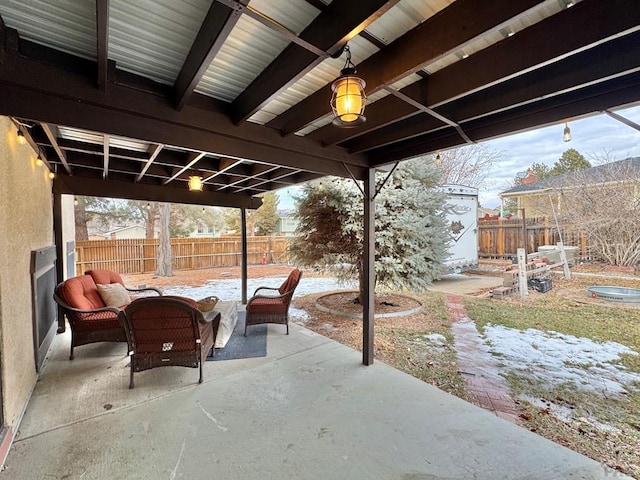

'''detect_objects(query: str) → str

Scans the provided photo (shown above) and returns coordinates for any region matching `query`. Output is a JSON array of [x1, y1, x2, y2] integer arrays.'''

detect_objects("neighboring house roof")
[[102, 225, 145, 236], [277, 209, 296, 218], [500, 157, 640, 197]]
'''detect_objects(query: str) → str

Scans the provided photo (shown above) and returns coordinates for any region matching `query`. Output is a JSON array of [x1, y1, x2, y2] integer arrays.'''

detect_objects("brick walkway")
[[446, 294, 522, 425]]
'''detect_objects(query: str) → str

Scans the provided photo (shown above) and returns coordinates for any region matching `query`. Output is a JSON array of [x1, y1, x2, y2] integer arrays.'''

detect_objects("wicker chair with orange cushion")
[[54, 271, 161, 360], [244, 268, 302, 336], [54, 275, 127, 360], [122, 296, 219, 389]]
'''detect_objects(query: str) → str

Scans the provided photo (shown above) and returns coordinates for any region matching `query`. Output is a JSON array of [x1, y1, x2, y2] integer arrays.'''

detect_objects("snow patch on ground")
[[422, 333, 448, 347], [163, 276, 353, 323], [483, 325, 640, 395], [519, 394, 621, 433]]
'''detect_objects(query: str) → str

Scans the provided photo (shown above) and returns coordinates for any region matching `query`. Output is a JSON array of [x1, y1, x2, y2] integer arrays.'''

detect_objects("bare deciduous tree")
[[556, 158, 640, 266], [435, 144, 504, 188]]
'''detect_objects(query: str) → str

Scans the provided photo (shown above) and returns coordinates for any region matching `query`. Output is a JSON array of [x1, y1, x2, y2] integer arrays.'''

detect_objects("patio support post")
[[241, 208, 248, 304], [362, 167, 375, 365], [53, 191, 65, 333]]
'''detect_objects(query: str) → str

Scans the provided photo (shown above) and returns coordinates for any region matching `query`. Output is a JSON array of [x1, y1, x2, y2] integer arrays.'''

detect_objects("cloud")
[[479, 105, 640, 207]]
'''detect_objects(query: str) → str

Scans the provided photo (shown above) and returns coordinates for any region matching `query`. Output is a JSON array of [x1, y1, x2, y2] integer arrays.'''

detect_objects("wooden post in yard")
[[517, 248, 528, 299], [557, 241, 571, 280]]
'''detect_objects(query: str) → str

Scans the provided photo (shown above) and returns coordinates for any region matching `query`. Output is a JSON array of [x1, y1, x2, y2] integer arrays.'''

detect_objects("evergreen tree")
[[254, 192, 280, 236], [222, 192, 280, 236], [290, 159, 448, 301], [549, 148, 591, 176]]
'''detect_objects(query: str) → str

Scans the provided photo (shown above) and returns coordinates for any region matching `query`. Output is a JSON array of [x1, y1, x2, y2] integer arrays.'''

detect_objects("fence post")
[[544, 217, 550, 245], [497, 218, 504, 257]]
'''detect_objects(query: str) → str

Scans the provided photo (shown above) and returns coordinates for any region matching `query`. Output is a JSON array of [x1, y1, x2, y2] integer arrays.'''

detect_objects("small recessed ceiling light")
[[462, 53, 469, 59]]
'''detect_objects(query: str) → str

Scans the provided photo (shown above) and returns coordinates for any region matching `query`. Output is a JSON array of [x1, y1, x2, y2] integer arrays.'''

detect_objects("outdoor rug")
[[207, 314, 267, 361]]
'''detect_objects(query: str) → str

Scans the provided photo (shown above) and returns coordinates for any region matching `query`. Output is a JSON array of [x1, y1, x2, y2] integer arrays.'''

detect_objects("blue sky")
[[276, 104, 640, 210]]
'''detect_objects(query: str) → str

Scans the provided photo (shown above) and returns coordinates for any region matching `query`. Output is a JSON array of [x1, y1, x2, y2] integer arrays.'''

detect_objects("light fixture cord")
[[342, 45, 356, 71]]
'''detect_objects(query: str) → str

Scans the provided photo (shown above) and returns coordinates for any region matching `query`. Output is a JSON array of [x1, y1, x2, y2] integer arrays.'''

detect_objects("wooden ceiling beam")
[[231, 0, 400, 124], [53, 175, 263, 209], [216, 164, 281, 190], [268, 0, 545, 134], [95, 0, 109, 91], [40, 123, 72, 175], [174, 0, 246, 110], [63, 151, 170, 177], [313, 0, 640, 149], [202, 158, 243, 182], [423, 0, 640, 110], [0, 39, 369, 179], [368, 72, 640, 165], [346, 31, 640, 153], [164, 152, 206, 184], [137, 144, 164, 182]]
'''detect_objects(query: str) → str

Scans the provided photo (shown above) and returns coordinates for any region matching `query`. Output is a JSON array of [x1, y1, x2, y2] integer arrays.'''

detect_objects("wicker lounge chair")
[[244, 268, 302, 336], [122, 296, 219, 388]]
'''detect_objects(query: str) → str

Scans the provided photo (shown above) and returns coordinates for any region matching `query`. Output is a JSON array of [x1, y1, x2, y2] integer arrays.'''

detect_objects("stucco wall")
[[0, 116, 54, 428]]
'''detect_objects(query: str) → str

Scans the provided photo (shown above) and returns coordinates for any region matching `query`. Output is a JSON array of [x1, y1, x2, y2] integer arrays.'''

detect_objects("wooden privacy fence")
[[478, 217, 588, 259], [75, 236, 292, 276]]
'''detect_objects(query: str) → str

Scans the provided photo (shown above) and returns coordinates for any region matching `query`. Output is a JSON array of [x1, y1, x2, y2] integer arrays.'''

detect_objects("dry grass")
[[464, 272, 640, 478]]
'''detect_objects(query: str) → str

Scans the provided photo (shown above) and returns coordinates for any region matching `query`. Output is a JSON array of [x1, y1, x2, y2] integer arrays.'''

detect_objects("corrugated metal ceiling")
[[0, 0, 578, 126], [0, 0, 95, 60], [109, 0, 212, 85]]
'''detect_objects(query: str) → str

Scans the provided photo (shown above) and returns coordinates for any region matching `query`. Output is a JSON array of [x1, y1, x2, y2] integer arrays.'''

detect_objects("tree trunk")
[[156, 203, 173, 276], [146, 202, 159, 239], [74, 197, 89, 241]]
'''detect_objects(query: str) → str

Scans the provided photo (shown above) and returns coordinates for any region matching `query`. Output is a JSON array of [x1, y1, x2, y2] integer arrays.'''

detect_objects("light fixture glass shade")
[[331, 72, 366, 127], [563, 123, 571, 142], [188, 175, 203, 192], [17, 129, 26, 145]]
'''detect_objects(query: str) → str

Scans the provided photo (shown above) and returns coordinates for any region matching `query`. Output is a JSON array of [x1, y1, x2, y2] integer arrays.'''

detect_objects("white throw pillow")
[[97, 283, 131, 307]]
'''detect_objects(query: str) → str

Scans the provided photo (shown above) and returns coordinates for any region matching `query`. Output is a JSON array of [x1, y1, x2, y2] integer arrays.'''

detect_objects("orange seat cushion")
[[85, 269, 125, 286], [60, 275, 106, 310]]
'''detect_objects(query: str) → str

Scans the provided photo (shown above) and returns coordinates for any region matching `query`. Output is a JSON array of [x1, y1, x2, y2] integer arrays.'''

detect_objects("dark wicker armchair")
[[122, 296, 219, 389], [244, 268, 302, 336], [54, 274, 160, 360]]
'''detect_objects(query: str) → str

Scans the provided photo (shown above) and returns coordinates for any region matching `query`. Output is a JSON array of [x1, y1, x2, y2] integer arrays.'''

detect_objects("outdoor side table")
[[209, 300, 238, 348]]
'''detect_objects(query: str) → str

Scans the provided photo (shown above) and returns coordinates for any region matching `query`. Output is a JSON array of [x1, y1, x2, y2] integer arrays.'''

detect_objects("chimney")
[[521, 169, 538, 185]]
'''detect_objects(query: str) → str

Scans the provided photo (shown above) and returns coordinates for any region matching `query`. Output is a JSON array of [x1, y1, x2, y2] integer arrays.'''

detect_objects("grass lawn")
[[463, 289, 640, 478]]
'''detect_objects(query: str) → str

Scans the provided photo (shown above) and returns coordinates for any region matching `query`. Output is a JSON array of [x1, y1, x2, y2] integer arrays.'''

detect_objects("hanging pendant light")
[[330, 45, 366, 127], [563, 122, 571, 142], [188, 175, 203, 192]]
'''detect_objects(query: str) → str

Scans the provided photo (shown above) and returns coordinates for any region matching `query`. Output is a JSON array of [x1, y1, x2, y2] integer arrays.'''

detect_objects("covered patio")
[[4, 319, 619, 479], [0, 0, 639, 476]]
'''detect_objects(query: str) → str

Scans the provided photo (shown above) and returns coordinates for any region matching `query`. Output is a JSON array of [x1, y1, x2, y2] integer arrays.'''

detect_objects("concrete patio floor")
[[2, 311, 629, 479]]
